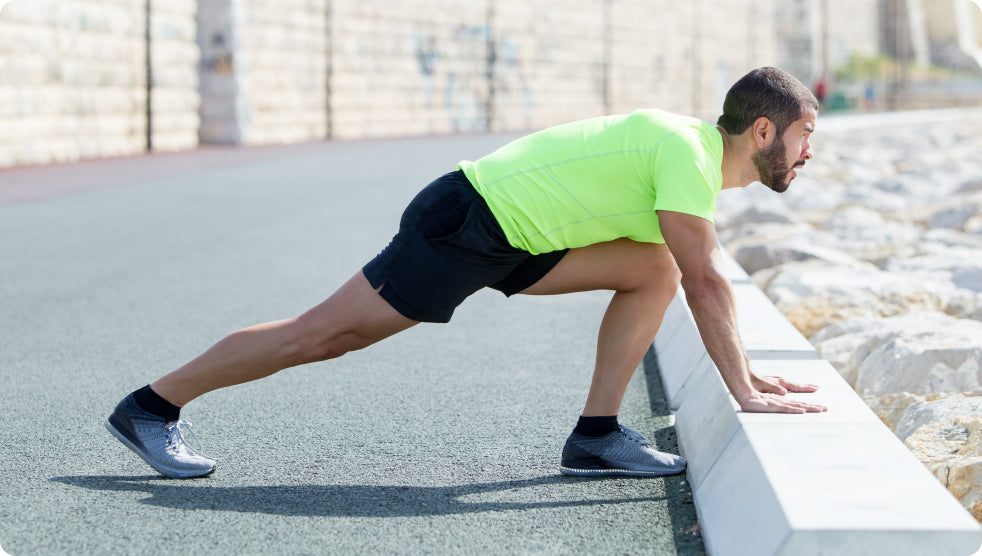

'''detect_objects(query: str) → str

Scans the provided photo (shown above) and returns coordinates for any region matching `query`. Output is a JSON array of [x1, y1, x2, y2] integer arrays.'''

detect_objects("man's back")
[[459, 109, 724, 254]]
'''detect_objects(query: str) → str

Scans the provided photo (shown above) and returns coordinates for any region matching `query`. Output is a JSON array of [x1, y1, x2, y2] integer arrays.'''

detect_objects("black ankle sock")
[[132, 385, 181, 421], [572, 415, 619, 437]]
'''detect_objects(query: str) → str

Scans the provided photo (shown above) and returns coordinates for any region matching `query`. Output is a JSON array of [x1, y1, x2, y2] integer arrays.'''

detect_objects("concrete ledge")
[[653, 252, 982, 556]]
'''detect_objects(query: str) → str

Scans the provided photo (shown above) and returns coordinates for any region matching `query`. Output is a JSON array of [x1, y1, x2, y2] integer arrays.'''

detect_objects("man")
[[106, 67, 827, 480]]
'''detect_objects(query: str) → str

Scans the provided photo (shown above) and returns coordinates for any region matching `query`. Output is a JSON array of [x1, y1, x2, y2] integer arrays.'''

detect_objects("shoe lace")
[[620, 426, 653, 447], [165, 419, 215, 459]]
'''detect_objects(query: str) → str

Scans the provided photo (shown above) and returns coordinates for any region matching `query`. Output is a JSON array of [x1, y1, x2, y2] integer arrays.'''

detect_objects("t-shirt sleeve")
[[650, 131, 721, 222]]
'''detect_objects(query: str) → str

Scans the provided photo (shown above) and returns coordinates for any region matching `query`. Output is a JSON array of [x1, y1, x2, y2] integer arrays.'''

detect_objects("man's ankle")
[[131, 385, 181, 421], [572, 415, 619, 437]]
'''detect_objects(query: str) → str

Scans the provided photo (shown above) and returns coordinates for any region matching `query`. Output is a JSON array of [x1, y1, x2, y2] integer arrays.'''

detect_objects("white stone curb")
[[654, 251, 982, 556]]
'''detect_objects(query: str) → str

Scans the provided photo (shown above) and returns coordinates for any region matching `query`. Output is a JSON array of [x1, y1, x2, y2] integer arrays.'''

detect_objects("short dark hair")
[[716, 67, 818, 136]]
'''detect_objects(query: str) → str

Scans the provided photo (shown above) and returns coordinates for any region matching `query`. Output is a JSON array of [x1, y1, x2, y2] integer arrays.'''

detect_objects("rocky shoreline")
[[715, 107, 982, 522]]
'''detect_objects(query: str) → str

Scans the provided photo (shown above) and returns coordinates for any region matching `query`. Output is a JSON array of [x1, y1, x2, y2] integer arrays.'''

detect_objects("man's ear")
[[752, 116, 774, 148]]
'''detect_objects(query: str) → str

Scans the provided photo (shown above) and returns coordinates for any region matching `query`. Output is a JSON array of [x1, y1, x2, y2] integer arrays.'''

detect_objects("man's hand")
[[739, 374, 827, 413]]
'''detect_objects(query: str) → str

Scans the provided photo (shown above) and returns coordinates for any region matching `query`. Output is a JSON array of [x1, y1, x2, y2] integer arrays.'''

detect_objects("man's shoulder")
[[628, 109, 710, 129], [624, 110, 718, 150]]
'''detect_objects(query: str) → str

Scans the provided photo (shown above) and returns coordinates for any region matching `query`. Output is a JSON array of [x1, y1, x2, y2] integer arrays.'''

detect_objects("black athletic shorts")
[[363, 170, 568, 323]]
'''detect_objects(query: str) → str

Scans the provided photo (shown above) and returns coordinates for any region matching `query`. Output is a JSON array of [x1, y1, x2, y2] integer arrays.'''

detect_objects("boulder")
[[828, 222, 922, 263], [886, 249, 982, 293], [754, 262, 961, 336], [957, 179, 982, 195], [777, 176, 846, 214], [896, 396, 982, 441], [717, 222, 818, 245], [716, 203, 802, 229], [811, 313, 970, 388], [943, 290, 982, 322], [842, 184, 912, 213], [855, 331, 982, 398], [929, 203, 982, 231], [865, 392, 928, 431], [899, 402, 982, 521], [819, 204, 886, 231], [813, 204, 922, 262], [967, 214, 982, 234], [731, 240, 857, 275], [922, 229, 982, 251]]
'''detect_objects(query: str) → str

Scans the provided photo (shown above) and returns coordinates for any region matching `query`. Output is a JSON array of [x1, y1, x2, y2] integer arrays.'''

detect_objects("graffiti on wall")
[[411, 21, 539, 132], [412, 23, 493, 132]]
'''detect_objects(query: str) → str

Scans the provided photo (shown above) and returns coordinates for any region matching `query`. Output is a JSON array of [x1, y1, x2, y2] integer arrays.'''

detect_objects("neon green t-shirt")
[[458, 109, 724, 255]]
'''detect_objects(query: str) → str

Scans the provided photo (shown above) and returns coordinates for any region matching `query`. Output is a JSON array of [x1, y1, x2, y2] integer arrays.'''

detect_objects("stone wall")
[[261, 0, 781, 142], [0, 0, 198, 167], [0, 0, 880, 166], [0, 1, 148, 167], [236, 0, 328, 144], [329, 0, 490, 139], [487, 0, 605, 132], [151, 0, 200, 151]]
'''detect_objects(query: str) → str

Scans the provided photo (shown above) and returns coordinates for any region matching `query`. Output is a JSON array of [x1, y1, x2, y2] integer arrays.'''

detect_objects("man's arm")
[[657, 210, 826, 413]]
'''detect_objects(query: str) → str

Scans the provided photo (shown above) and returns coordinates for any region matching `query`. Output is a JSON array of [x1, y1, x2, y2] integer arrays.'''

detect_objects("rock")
[[855, 330, 982, 398], [731, 240, 857, 275], [717, 204, 802, 229], [948, 456, 982, 521], [718, 222, 818, 245], [754, 262, 961, 337], [896, 396, 982, 441], [814, 204, 922, 262], [820, 204, 886, 231], [900, 406, 982, 522], [776, 176, 846, 214], [811, 313, 970, 387], [929, 203, 982, 231], [886, 249, 982, 293], [719, 221, 859, 275], [842, 184, 912, 213], [957, 179, 982, 195], [922, 229, 982, 251], [865, 392, 927, 431], [826, 221, 922, 263], [943, 290, 982, 322], [905, 420, 970, 462]]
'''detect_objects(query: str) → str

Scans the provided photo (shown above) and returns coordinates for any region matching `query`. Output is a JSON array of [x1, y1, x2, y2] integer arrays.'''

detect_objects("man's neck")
[[717, 126, 758, 190]]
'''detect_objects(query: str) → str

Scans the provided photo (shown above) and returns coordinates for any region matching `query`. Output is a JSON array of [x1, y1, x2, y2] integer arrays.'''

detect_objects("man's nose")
[[801, 140, 813, 160]]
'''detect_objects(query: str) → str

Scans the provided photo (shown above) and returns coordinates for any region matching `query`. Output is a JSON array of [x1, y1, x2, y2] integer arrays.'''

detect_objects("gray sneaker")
[[559, 425, 686, 477], [105, 393, 216, 479]]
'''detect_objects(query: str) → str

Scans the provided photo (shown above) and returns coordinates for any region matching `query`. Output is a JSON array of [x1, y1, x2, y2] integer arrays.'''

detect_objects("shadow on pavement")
[[51, 474, 664, 517]]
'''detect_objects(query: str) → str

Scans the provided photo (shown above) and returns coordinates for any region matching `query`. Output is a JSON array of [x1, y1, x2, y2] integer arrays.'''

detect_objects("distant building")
[[922, 0, 982, 71]]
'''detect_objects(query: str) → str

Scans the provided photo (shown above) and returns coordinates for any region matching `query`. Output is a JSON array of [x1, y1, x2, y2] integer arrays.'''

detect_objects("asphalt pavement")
[[0, 134, 703, 555]]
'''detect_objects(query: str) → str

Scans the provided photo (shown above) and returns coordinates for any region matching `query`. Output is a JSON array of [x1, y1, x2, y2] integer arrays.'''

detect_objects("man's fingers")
[[740, 393, 828, 413], [780, 379, 820, 393], [792, 399, 828, 412], [753, 375, 787, 395], [756, 375, 821, 394]]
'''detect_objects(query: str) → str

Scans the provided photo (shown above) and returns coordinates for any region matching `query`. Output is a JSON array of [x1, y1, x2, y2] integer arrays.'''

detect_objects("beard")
[[753, 137, 798, 193]]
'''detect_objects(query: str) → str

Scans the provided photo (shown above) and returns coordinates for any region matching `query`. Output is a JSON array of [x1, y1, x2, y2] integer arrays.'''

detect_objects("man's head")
[[717, 67, 818, 192]]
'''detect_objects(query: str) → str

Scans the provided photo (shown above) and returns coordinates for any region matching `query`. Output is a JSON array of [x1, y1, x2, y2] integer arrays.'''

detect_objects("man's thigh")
[[518, 238, 679, 296]]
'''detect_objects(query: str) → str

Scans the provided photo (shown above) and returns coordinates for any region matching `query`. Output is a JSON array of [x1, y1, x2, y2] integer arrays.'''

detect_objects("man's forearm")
[[682, 276, 755, 404]]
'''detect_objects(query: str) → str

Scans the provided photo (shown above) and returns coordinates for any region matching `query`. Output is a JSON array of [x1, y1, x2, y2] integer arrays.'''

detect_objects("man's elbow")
[[680, 266, 729, 302]]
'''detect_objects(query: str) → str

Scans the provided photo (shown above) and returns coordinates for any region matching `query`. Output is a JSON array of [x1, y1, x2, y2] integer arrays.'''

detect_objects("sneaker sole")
[[559, 465, 685, 477], [105, 419, 215, 479]]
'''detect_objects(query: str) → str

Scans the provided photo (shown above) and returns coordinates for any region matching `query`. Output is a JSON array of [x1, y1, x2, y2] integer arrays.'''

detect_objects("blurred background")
[[0, 0, 980, 169]]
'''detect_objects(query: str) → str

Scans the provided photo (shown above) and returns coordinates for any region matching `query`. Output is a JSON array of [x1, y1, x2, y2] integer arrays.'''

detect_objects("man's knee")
[[282, 317, 354, 365], [620, 248, 681, 294]]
